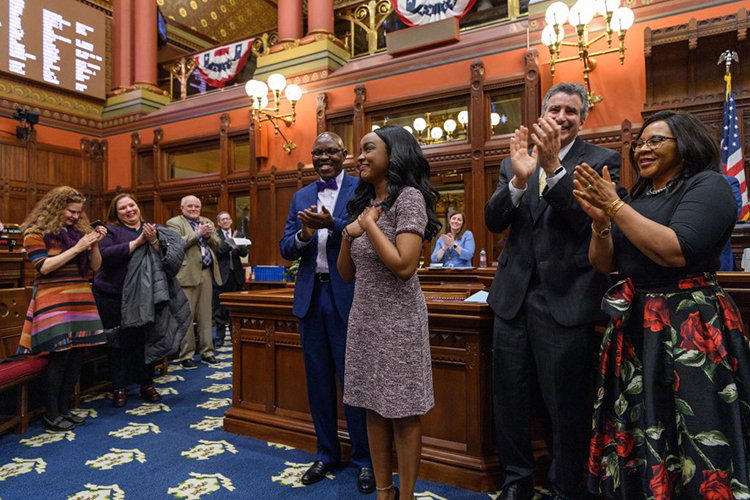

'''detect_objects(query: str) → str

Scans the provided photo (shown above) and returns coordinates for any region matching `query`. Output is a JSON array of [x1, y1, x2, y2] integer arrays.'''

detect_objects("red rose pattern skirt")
[[587, 274, 750, 499]]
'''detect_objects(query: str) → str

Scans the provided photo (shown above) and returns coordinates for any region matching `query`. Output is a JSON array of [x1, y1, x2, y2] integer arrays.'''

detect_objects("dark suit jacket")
[[216, 230, 249, 286], [484, 137, 623, 327], [279, 173, 359, 320]]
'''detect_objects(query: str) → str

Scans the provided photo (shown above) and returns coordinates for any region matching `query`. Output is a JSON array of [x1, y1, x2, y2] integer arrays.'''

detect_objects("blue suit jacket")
[[720, 175, 742, 271], [279, 173, 359, 320]]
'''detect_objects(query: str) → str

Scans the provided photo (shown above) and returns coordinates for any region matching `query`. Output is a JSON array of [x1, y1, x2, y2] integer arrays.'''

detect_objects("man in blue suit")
[[279, 132, 373, 494]]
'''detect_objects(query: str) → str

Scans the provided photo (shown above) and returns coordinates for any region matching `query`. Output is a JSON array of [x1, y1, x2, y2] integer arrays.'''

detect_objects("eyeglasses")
[[311, 148, 344, 157], [632, 135, 677, 151]]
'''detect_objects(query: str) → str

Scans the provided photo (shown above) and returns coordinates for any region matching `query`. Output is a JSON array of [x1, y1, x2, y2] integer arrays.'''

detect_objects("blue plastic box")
[[253, 265, 287, 281]]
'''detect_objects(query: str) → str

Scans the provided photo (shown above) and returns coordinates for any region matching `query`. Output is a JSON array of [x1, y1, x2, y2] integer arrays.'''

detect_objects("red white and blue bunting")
[[390, 0, 478, 26], [194, 39, 254, 88]]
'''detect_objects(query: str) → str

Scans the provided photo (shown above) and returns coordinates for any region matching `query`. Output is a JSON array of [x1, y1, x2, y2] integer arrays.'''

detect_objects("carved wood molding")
[[220, 113, 231, 138], [468, 59, 486, 266], [645, 7, 748, 53], [152, 128, 164, 221], [316, 93, 328, 135], [158, 181, 224, 196], [353, 84, 366, 144], [523, 49, 540, 128]]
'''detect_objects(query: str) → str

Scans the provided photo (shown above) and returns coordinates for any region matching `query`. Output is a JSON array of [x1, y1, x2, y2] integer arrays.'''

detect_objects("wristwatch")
[[452, 244, 458, 248]]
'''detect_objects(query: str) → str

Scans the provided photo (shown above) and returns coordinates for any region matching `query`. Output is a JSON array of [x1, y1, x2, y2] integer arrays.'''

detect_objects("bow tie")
[[316, 178, 338, 192]]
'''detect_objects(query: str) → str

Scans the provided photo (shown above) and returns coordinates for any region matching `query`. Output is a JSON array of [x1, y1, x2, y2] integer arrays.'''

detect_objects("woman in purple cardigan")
[[93, 193, 162, 408]]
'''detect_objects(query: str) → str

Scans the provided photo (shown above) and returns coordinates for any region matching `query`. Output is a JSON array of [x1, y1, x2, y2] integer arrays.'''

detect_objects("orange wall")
[[103, 0, 746, 189], [0, 117, 90, 150]]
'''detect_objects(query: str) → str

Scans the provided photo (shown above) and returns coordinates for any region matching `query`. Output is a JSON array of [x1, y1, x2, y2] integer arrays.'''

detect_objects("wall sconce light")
[[245, 73, 302, 153], [541, 0, 634, 106]]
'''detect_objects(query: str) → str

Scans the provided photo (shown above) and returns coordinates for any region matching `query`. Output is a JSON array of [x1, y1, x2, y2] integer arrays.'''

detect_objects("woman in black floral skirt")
[[573, 110, 750, 499]]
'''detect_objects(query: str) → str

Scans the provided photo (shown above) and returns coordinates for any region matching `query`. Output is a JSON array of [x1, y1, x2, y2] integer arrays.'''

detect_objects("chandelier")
[[541, 0, 634, 105]]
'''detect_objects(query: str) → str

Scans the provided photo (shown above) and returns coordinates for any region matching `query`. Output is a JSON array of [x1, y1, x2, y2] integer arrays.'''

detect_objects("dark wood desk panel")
[[222, 287, 499, 492], [0, 253, 24, 289], [417, 267, 496, 290]]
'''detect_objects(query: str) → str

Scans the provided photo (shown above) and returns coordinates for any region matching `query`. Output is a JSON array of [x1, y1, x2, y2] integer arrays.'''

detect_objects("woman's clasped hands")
[[345, 205, 382, 239], [573, 163, 620, 227], [76, 226, 107, 252], [132, 223, 159, 248]]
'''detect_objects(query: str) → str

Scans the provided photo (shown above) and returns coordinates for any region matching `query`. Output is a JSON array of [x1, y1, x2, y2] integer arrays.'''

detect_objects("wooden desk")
[[222, 287, 498, 491], [417, 267, 496, 289], [0, 252, 25, 289], [242, 280, 294, 292], [0, 226, 35, 288]]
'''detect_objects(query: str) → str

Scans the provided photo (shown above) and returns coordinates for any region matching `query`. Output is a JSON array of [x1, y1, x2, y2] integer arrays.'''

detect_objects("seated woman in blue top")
[[430, 208, 475, 267]]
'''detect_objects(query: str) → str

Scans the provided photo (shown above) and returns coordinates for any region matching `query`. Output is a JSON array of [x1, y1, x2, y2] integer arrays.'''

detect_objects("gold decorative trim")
[[0, 79, 104, 120]]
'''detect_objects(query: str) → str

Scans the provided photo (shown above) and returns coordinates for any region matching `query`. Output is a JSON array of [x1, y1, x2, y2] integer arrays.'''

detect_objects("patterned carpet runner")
[[0, 343, 518, 499]]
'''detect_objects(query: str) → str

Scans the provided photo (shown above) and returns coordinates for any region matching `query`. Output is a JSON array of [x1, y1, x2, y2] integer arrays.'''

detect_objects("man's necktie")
[[316, 178, 338, 192], [201, 245, 212, 268], [226, 231, 234, 270]]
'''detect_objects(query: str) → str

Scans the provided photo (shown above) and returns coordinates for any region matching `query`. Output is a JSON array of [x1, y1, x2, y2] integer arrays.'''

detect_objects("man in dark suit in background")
[[212, 211, 249, 347], [279, 132, 373, 494], [485, 82, 623, 500]]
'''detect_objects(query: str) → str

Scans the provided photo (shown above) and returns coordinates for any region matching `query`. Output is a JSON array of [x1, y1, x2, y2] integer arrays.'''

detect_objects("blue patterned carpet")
[[0, 342, 509, 500]]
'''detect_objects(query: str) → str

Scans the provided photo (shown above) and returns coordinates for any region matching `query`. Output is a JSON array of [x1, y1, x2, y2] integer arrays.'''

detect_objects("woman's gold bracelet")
[[606, 199, 626, 220], [591, 222, 612, 239]]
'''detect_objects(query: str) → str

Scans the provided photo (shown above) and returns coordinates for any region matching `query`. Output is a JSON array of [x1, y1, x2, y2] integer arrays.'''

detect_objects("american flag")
[[722, 72, 749, 220]]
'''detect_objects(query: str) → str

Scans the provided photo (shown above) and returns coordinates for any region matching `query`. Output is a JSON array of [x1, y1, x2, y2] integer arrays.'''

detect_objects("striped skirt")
[[19, 271, 106, 354]]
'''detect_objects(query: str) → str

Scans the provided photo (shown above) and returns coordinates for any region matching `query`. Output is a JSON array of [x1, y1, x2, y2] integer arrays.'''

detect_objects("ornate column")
[[277, 0, 303, 43], [133, 0, 158, 91], [111, 0, 134, 93], [248, 114, 258, 266], [307, 0, 334, 35], [130, 132, 141, 191], [469, 59, 486, 266], [152, 128, 163, 223], [90, 139, 108, 220]]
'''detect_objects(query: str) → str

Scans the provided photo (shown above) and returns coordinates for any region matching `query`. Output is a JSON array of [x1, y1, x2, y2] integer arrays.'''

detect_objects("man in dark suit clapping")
[[279, 132, 373, 494], [485, 83, 623, 500], [212, 211, 249, 347]]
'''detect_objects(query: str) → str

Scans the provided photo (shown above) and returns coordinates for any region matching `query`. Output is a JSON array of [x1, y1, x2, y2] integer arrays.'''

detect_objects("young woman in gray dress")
[[338, 125, 441, 500]]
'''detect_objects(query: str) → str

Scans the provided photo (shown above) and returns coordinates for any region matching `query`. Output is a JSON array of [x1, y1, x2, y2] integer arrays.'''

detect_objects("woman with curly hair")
[[338, 125, 441, 500], [19, 186, 107, 432], [574, 111, 750, 498]]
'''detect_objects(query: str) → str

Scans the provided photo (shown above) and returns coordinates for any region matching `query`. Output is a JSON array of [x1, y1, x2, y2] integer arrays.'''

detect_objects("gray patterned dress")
[[343, 186, 434, 418]]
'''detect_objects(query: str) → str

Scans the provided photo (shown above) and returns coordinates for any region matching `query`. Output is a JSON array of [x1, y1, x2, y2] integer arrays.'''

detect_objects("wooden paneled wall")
[[120, 49, 636, 267], [0, 132, 107, 226]]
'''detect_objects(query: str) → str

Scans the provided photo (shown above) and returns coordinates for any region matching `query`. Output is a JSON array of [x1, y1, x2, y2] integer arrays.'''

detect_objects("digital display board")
[[0, 0, 106, 100]]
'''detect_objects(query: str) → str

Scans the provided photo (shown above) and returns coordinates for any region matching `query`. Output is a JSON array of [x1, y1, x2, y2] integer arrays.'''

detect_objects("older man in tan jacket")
[[167, 195, 222, 368]]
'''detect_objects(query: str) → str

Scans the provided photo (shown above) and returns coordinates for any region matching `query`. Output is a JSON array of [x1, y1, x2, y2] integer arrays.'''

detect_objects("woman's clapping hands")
[[573, 163, 619, 225]]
